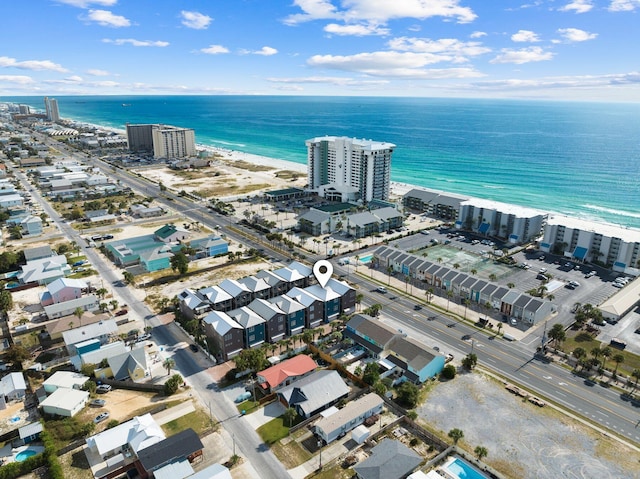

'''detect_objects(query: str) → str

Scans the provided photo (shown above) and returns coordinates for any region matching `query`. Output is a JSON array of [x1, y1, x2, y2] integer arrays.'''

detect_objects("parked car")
[[94, 412, 110, 423], [376, 287, 388, 294], [90, 399, 106, 407], [414, 305, 422, 311], [234, 391, 251, 403], [189, 344, 198, 353], [96, 384, 112, 394]]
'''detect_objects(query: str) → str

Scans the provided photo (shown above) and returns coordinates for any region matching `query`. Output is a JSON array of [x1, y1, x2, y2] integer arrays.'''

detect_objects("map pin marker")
[[313, 260, 333, 288]]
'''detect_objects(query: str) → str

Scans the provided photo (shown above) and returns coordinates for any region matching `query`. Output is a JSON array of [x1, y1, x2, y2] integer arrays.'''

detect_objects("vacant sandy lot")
[[418, 372, 637, 479]]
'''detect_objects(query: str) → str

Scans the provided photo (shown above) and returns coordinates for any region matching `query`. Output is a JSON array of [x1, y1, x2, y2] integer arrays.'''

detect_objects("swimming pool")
[[358, 254, 373, 264], [15, 450, 37, 462], [441, 457, 489, 479]]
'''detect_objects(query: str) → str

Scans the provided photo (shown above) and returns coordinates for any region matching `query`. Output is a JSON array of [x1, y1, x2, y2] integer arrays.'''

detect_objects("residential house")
[[353, 438, 422, 479], [62, 319, 118, 352], [107, 348, 148, 382], [238, 276, 271, 301], [43, 294, 98, 320], [344, 314, 399, 356], [84, 209, 116, 223], [277, 369, 350, 419], [177, 289, 210, 320], [189, 235, 228, 258], [136, 428, 203, 478], [23, 245, 53, 262], [0, 194, 23, 208], [256, 270, 289, 297], [129, 204, 165, 218], [268, 294, 306, 336], [299, 209, 332, 236], [385, 336, 445, 384], [17, 254, 71, 285], [1, 372, 27, 401], [19, 422, 44, 444], [42, 371, 89, 393], [40, 388, 89, 417], [202, 311, 244, 361], [18, 157, 46, 167], [84, 414, 166, 479], [285, 287, 324, 328], [257, 354, 317, 392], [199, 286, 233, 312], [46, 312, 109, 341], [20, 215, 43, 235], [229, 307, 266, 349], [315, 393, 384, 444], [247, 298, 286, 343], [304, 284, 342, 321], [402, 188, 468, 220], [139, 246, 173, 272], [75, 341, 128, 374], [273, 267, 307, 290], [219, 279, 253, 309], [40, 277, 87, 306], [326, 278, 357, 315]]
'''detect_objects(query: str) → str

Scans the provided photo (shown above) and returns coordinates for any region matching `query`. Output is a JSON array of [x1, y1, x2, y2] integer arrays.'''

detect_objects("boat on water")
[[122, 103, 131, 107]]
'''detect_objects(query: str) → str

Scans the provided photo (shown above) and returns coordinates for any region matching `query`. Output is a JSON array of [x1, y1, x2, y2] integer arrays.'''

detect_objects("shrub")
[[441, 364, 456, 380]]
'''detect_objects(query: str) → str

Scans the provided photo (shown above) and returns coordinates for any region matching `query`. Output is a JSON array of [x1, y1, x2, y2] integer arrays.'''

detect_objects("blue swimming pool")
[[358, 254, 373, 264], [442, 457, 489, 479], [15, 450, 37, 462]]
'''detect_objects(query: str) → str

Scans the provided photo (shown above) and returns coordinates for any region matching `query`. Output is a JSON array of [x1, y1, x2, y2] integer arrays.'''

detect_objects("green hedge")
[[0, 453, 46, 479]]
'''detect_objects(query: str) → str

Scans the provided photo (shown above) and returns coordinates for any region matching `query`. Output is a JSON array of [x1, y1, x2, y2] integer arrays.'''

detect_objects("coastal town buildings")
[[306, 136, 395, 203], [541, 215, 640, 272], [403, 188, 469, 220], [125, 123, 196, 159]]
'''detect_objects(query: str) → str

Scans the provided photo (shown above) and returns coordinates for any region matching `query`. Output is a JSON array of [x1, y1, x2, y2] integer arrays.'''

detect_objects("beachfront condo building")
[[126, 123, 196, 159], [44, 97, 60, 122], [306, 136, 395, 203], [540, 215, 640, 272], [457, 199, 547, 244]]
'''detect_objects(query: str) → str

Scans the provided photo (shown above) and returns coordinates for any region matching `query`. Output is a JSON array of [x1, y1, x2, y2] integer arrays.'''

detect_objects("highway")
[[20, 136, 640, 453]]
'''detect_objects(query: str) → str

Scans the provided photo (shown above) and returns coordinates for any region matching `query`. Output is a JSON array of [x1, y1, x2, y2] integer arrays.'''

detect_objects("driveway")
[[243, 401, 286, 429]]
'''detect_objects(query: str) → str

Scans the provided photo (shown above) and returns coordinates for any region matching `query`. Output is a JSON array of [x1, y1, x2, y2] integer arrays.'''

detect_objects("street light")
[[317, 440, 323, 470]]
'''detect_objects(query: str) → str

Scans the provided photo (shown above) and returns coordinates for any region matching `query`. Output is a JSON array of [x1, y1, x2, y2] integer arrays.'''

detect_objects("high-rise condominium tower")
[[44, 97, 60, 122]]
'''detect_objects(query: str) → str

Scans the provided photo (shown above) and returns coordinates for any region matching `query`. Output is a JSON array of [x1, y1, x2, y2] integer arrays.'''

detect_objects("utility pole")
[[541, 320, 548, 352]]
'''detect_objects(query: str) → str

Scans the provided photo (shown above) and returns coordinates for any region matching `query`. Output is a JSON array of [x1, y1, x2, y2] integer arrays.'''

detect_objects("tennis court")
[[416, 245, 512, 280]]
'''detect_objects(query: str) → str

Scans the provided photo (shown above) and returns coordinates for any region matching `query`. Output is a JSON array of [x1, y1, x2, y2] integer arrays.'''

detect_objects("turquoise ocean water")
[[5, 95, 640, 228]]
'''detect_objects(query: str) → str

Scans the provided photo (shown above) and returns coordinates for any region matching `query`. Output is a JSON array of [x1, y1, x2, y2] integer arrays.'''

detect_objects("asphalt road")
[[20, 137, 639, 450]]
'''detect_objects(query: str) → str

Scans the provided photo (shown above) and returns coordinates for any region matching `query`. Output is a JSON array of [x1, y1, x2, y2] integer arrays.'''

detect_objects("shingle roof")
[[353, 438, 422, 479], [258, 355, 317, 390], [137, 428, 203, 472], [278, 370, 349, 417]]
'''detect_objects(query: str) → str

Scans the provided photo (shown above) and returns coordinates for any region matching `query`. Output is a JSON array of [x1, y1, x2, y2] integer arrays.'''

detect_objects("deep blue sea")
[[5, 95, 640, 229]]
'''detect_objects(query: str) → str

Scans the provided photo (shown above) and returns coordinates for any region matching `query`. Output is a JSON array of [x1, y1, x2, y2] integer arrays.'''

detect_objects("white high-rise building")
[[151, 125, 196, 159], [44, 97, 60, 122], [306, 136, 395, 202]]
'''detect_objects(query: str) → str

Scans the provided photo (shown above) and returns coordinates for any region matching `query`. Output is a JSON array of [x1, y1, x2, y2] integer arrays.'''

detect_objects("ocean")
[[5, 95, 640, 228]]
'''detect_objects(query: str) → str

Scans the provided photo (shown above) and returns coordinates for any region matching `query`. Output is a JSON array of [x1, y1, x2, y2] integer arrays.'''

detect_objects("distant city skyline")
[[1, 0, 639, 101]]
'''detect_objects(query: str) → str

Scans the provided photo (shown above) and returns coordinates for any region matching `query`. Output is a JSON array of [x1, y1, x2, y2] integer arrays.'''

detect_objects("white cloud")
[[267, 76, 389, 87], [284, 0, 477, 26], [556, 28, 597, 42], [103, 38, 169, 47], [180, 11, 212, 30], [0, 56, 68, 72], [307, 51, 484, 78], [86, 69, 110, 76], [55, 0, 117, 7], [254, 46, 278, 56], [388, 37, 491, 58], [0, 75, 34, 85], [471, 71, 640, 91], [65, 75, 84, 82], [511, 30, 541, 42], [558, 0, 594, 13], [200, 45, 229, 55], [470, 31, 486, 38], [324, 23, 390, 36], [84, 9, 131, 27], [490, 47, 554, 64], [608, 0, 640, 11]]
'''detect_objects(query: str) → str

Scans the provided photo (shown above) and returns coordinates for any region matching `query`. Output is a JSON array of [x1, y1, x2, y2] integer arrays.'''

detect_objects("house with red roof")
[[257, 354, 317, 392]]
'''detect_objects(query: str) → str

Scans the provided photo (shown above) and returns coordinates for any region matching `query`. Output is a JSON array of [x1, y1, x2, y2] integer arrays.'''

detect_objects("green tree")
[[396, 381, 419, 408], [5, 345, 31, 366], [170, 251, 189, 276], [441, 364, 456, 380], [363, 362, 380, 386], [548, 323, 566, 348], [0, 289, 14, 312], [448, 428, 464, 445], [373, 381, 387, 396], [462, 353, 478, 370], [123, 271, 135, 285], [572, 347, 586, 370], [600, 347, 612, 371], [163, 357, 176, 375], [387, 265, 393, 285], [446, 290, 454, 311], [355, 293, 364, 311], [234, 348, 267, 374], [164, 374, 183, 395], [283, 407, 297, 427], [613, 354, 624, 375], [82, 380, 97, 394], [406, 410, 418, 421], [364, 303, 382, 317], [109, 299, 119, 311], [74, 306, 85, 326], [474, 446, 488, 460]]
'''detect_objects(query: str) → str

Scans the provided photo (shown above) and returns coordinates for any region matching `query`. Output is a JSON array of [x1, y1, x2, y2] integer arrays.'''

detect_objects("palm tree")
[[163, 358, 175, 375], [109, 299, 119, 311], [470, 268, 477, 275], [387, 266, 393, 285], [489, 273, 497, 282], [507, 282, 515, 289], [355, 293, 363, 311], [462, 299, 470, 320], [74, 306, 84, 326], [613, 354, 624, 375], [600, 347, 612, 371], [496, 322, 503, 335], [548, 323, 566, 348], [547, 294, 555, 302], [453, 263, 461, 270], [437, 257, 443, 264], [572, 347, 586, 369], [96, 288, 108, 299], [283, 407, 296, 427], [448, 428, 464, 445], [426, 288, 434, 303], [474, 446, 488, 461], [630, 369, 640, 390], [446, 290, 454, 312]]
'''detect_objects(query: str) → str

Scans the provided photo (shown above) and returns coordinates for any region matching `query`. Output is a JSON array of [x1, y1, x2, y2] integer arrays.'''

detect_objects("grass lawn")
[[235, 399, 260, 415], [309, 465, 354, 479], [257, 413, 303, 445], [162, 409, 215, 436], [270, 440, 312, 469], [558, 330, 640, 377]]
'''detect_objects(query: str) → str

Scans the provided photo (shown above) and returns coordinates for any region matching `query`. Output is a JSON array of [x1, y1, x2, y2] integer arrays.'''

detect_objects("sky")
[[1, 0, 639, 101]]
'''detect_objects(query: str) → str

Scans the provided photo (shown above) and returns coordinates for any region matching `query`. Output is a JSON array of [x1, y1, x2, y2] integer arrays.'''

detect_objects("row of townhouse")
[[374, 246, 555, 324], [177, 261, 356, 360]]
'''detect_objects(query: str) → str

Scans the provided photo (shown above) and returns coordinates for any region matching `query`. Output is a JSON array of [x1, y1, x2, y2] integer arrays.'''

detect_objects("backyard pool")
[[441, 456, 489, 479], [358, 253, 374, 264], [14, 446, 44, 463]]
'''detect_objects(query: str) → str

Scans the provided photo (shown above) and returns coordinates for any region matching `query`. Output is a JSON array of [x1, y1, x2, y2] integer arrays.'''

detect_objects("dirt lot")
[[418, 372, 638, 479]]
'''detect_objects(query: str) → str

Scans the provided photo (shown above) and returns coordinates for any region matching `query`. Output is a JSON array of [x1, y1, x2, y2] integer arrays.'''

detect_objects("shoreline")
[[57, 116, 640, 234]]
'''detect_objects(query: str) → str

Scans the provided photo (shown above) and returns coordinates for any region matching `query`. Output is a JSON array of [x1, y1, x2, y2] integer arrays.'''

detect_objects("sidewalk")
[[153, 400, 196, 425]]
